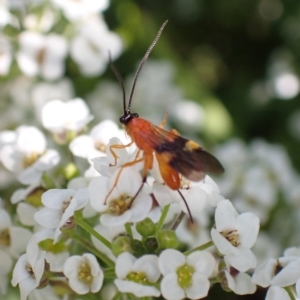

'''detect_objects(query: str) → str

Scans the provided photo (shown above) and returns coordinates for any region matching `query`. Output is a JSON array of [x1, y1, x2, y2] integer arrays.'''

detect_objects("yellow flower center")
[[176, 263, 195, 289], [22, 152, 42, 168], [94, 141, 106, 153], [108, 193, 132, 215], [221, 229, 240, 247], [36, 48, 46, 65], [62, 200, 71, 213], [126, 271, 151, 285], [0, 228, 10, 246], [78, 262, 93, 286], [25, 263, 34, 276]]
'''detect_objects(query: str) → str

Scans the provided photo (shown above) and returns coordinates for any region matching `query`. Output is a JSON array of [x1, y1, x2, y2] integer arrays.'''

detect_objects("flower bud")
[[136, 218, 156, 237], [111, 236, 133, 256], [144, 236, 159, 253], [131, 239, 147, 257], [157, 229, 179, 249]]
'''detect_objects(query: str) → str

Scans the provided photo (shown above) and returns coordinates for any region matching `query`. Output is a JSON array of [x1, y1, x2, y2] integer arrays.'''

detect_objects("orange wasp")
[[108, 20, 224, 220]]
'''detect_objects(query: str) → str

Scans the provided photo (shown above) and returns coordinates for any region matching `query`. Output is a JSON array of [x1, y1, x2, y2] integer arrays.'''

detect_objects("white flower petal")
[[100, 210, 132, 227], [89, 176, 110, 212], [133, 255, 160, 282], [252, 258, 277, 287], [17, 167, 42, 185], [115, 252, 136, 279], [160, 273, 185, 300], [186, 273, 210, 299], [215, 200, 238, 231], [159, 249, 185, 275], [34, 149, 60, 171], [69, 135, 94, 158], [16, 203, 38, 226], [211, 228, 238, 255], [34, 207, 61, 228], [129, 194, 152, 222], [9, 227, 33, 258], [114, 279, 160, 298], [266, 286, 290, 300], [63, 255, 83, 277], [42, 189, 75, 209], [271, 258, 300, 287], [19, 276, 39, 300], [236, 212, 260, 249], [234, 272, 257, 295], [187, 251, 215, 277], [225, 247, 257, 272]]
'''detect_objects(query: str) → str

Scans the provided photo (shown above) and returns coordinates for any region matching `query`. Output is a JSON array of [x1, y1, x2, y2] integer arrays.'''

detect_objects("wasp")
[[107, 20, 224, 220]]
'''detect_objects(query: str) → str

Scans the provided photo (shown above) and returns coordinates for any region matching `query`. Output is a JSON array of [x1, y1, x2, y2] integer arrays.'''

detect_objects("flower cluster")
[[0, 2, 300, 300], [0, 91, 263, 299]]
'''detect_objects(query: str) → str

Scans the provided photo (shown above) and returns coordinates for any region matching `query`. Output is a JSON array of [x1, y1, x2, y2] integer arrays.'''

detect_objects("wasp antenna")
[[108, 51, 127, 114], [127, 20, 168, 112]]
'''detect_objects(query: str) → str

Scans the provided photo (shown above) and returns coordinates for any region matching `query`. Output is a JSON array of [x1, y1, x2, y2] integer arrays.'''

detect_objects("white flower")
[[17, 31, 68, 80], [270, 258, 300, 287], [31, 79, 74, 123], [41, 98, 93, 136], [51, 0, 109, 21], [11, 236, 47, 300], [63, 253, 104, 294], [0, 35, 12, 75], [23, 9, 55, 32], [34, 188, 89, 242], [115, 252, 161, 298], [159, 249, 215, 300], [252, 248, 300, 288], [89, 167, 152, 227], [176, 212, 210, 249], [0, 208, 32, 258], [33, 229, 70, 272], [70, 15, 122, 76], [91, 137, 141, 178], [69, 120, 126, 160], [11, 182, 44, 227], [265, 285, 290, 300], [0, 249, 12, 294], [0, 126, 60, 185], [67, 177, 97, 218], [211, 200, 259, 272], [223, 265, 256, 295]]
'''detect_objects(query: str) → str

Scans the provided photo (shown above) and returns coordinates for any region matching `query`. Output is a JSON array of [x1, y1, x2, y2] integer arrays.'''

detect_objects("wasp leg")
[[104, 157, 144, 204], [158, 113, 169, 128], [177, 189, 193, 223], [129, 151, 153, 204], [109, 141, 134, 166]]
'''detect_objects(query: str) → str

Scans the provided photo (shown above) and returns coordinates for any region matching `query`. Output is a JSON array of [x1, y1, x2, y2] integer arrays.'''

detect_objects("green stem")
[[104, 267, 116, 278], [42, 173, 56, 189], [184, 241, 214, 255], [75, 213, 112, 250], [169, 211, 185, 231], [71, 232, 115, 267], [125, 223, 133, 237], [49, 271, 64, 279], [284, 286, 296, 300], [155, 204, 170, 236]]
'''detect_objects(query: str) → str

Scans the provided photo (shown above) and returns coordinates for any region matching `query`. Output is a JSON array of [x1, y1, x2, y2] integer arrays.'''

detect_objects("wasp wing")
[[138, 123, 224, 181]]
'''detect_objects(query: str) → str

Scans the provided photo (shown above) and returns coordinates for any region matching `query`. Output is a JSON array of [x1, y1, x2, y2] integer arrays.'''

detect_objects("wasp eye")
[[119, 115, 126, 124]]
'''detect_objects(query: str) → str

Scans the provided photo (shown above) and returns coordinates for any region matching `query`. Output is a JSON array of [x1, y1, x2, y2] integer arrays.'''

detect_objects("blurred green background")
[[99, 0, 300, 171]]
